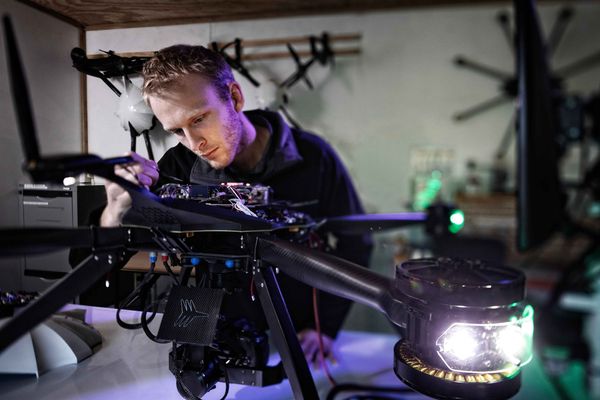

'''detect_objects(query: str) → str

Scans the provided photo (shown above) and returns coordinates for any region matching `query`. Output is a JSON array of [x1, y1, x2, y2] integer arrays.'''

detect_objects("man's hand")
[[298, 329, 337, 367], [100, 152, 159, 227]]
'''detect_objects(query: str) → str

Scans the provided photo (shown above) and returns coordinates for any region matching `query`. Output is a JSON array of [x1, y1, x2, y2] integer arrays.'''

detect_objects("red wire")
[[249, 276, 256, 301], [313, 288, 337, 386]]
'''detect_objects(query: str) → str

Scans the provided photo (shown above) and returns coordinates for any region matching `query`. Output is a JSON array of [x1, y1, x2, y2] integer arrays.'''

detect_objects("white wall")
[[0, 1, 80, 289]]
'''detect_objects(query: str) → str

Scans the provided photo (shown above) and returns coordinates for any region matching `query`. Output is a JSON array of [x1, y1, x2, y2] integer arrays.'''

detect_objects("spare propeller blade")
[[0, 227, 158, 256], [320, 212, 427, 234]]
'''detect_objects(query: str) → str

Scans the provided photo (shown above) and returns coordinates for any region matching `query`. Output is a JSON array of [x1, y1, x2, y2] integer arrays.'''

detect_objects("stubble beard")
[[211, 106, 244, 170]]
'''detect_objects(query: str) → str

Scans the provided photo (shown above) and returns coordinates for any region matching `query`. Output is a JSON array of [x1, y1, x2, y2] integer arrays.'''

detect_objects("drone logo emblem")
[[174, 299, 208, 328]]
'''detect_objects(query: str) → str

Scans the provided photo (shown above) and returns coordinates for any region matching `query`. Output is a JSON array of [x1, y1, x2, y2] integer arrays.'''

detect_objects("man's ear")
[[229, 82, 244, 112]]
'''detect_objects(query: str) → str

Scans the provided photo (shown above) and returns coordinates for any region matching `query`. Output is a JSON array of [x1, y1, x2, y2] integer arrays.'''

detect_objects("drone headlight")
[[436, 305, 534, 374], [393, 258, 533, 400]]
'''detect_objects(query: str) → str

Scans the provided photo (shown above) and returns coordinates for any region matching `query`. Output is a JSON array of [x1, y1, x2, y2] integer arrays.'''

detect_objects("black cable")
[[163, 260, 180, 285], [218, 359, 230, 400], [142, 130, 155, 161], [116, 261, 158, 329], [116, 284, 159, 329], [139, 273, 169, 343], [130, 130, 137, 153]]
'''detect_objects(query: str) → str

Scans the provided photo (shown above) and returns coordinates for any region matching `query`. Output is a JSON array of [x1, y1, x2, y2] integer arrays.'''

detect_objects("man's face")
[[147, 73, 243, 170]]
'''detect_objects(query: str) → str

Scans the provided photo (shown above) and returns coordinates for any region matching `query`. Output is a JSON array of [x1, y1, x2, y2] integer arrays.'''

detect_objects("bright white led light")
[[63, 176, 77, 186], [497, 325, 527, 365], [436, 306, 534, 374], [449, 212, 464, 225], [442, 327, 478, 360]]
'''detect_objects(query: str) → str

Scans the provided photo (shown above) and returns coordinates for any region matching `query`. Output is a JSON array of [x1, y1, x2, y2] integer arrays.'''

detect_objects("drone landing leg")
[[0, 250, 128, 352], [254, 265, 319, 399]]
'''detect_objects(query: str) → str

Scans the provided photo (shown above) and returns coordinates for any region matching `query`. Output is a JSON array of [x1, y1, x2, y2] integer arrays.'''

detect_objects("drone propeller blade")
[[0, 226, 157, 256], [3, 15, 40, 163], [555, 49, 600, 79], [302, 72, 314, 90], [453, 94, 511, 121], [454, 55, 512, 81], [547, 7, 574, 58], [319, 212, 427, 234], [287, 43, 301, 64], [0, 227, 96, 256], [496, 11, 514, 55]]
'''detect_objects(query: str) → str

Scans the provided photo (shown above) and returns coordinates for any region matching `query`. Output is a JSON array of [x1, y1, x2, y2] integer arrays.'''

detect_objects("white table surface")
[[0, 305, 558, 399]]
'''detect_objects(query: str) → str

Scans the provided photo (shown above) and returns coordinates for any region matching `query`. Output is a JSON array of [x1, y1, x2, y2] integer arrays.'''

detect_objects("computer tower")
[[18, 183, 134, 306]]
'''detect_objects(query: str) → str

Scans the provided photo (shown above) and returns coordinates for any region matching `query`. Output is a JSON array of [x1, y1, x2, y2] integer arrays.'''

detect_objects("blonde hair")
[[142, 44, 234, 102]]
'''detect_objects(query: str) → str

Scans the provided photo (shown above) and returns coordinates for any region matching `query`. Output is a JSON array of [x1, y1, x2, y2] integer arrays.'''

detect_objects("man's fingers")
[[128, 152, 159, 172], [297, 329, 340, 367], [301, 338, 318, 359], [113, 164, 156, 188], [137, 173, 153, 187]]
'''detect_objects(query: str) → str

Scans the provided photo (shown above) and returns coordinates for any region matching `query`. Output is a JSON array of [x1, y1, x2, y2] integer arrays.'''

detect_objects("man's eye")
[[170, 129, 183, 136], [193, 116, 205, 125]]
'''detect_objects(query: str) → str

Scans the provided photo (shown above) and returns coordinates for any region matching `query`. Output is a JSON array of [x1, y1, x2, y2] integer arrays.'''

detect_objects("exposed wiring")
[[116, 260, 157, 329], [162, 253, 180, 285], [115, 257, 168, 343]]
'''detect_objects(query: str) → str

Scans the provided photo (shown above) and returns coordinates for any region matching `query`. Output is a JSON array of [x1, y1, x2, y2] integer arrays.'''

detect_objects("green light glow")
[[448, 209, 465, 234], [412, 171, 443, 210], [522, 305, 534, 337]]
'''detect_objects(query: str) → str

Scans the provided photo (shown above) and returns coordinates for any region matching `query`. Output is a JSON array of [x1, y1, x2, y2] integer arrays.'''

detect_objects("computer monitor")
[[515, 0, 566, 252]]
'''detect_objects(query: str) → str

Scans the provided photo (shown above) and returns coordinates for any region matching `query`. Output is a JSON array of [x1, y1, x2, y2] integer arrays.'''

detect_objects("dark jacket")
[[157, 109, 372, 337]]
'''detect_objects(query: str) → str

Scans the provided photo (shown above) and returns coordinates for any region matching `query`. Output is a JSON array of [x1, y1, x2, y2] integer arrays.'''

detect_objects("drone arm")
[[0, 250, 126, 353], [257, 238, 403, 324], [0, 224, 184, 353]]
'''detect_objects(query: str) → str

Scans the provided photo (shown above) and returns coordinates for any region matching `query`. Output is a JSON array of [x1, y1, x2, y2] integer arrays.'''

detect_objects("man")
[[101, 44, 371, 364]]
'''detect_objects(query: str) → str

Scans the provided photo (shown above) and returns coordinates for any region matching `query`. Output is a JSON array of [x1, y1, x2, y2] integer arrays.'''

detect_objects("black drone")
[[1, 10, 535, 400]]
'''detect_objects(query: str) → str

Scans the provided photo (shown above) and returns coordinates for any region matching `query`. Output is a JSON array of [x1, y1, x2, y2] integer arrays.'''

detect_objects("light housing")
[[394, 258, 532, 400]]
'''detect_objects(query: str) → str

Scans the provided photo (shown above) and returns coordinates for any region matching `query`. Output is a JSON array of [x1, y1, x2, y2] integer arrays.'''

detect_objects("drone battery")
[[157, 286, 223, 345]]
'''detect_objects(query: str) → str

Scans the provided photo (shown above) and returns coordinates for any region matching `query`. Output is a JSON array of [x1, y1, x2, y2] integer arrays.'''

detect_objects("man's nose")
[[185, 130, 206, 151]]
